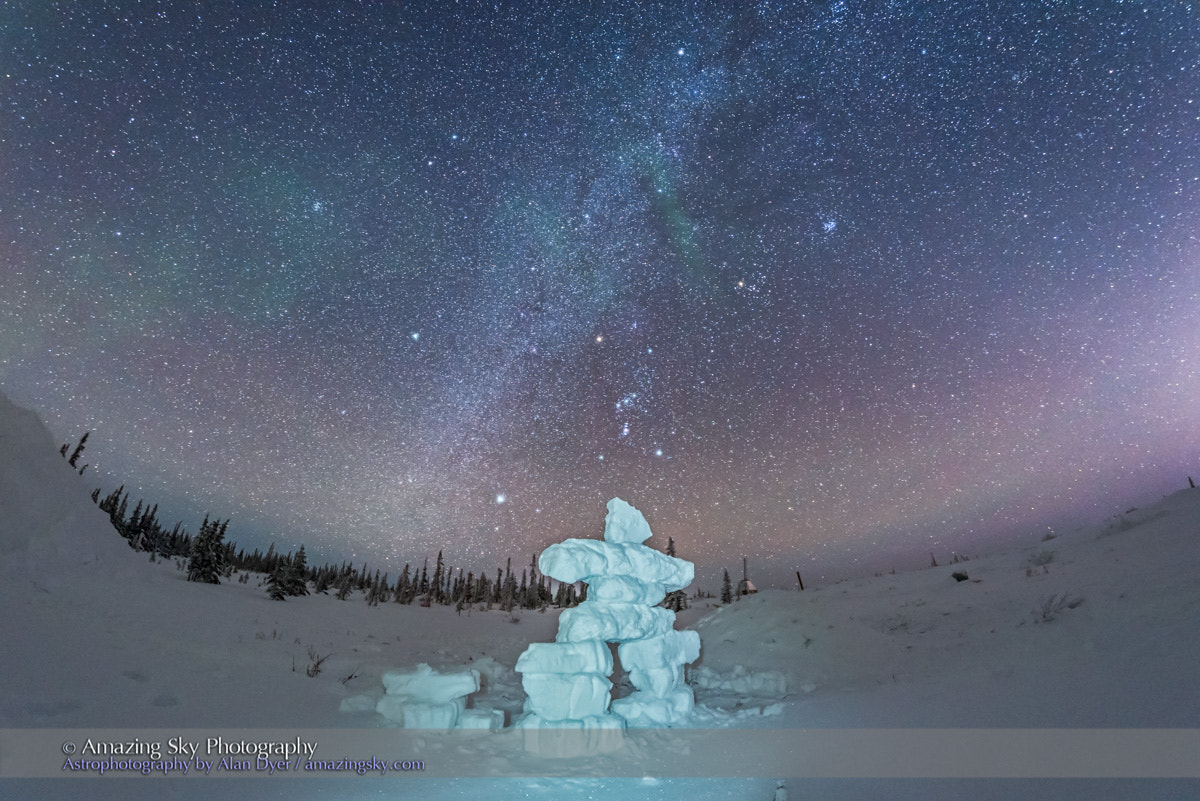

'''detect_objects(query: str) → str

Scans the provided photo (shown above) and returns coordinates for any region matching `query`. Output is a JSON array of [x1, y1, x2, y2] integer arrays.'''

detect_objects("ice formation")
[[515, 497, 701, 750], [373, 663, 500, 729]]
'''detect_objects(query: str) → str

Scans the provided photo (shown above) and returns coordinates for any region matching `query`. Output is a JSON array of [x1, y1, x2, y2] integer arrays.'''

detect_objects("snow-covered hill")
[[694, 490, 1200, 728], [2, 389, 1197, 800], [0, 391, 142, 587]]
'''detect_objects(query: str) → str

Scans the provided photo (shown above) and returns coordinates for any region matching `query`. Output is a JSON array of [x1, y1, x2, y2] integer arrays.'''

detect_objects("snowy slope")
[[2, 388, 1198, 800], [0, 391, 141, 587], [693, 491, 1200, 728]]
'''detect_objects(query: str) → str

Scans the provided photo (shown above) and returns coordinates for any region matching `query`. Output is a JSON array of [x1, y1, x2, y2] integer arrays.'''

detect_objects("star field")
[[2, 2, 1199, 586]]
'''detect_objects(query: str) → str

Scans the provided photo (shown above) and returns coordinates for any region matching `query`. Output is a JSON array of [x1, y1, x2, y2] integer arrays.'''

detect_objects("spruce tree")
[[501, 558, 517, 612], [267, 562, 288, 601], [286, 546, 310, 596], [432, 551, 445, 604], [662, 538, 689, 611], [721, 569, 733, 604], [187, 517, 227, 584], [396, 564, 412, 604], [65, 431, 89, 472], [313, 570, 331, 594]]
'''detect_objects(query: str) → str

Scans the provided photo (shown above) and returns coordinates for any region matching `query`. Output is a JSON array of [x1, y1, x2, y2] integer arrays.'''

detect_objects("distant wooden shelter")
[[736, 556, 757, 596]]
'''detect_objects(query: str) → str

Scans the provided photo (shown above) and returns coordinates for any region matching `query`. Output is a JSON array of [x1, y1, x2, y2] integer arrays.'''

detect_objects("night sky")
[[3, 1, 1198, 587]]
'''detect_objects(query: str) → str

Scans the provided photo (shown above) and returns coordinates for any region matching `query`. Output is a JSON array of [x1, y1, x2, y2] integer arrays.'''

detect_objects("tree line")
[[65, 431, 694, 611], [91, 478, 587, 609]]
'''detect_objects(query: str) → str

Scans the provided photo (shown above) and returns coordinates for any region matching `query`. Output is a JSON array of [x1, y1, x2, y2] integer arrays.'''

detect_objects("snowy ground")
[[2, 389, 1198, 799]]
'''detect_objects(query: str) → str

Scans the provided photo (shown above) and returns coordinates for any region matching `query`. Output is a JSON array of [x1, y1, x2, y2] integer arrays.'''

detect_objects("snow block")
[[375, 696, 466, 729], [618, 631, 700, 695], [610, 688, 695, 728], [337, 694, 378, 713], [626, 665, 685, 697], [516, 712, 625, 758], [521, 672, 613, 720], [469, 655, 514, 686], [540, 540, 693, 589], [458, 708, 505, 730], [689, 665, 788, 696], [618, 630, 700, 671], [602, 497, 653, 544], [516, 640, 613, 676], [380, 663, 480, 704], [588, 575, 666, 605], [556, 603, 675, 643]]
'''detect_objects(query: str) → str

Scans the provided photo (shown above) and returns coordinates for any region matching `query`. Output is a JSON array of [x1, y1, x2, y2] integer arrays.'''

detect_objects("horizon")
[[24, 396, 1199, 596]]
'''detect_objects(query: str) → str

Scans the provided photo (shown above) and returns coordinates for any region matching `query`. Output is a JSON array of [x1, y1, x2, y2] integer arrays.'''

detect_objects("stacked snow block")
[[613, 628, 700, 726], [514, 628, 625, 756], [516, 640, 613, 719], [515, 497, 701, 754], [375, 663, 489, 729]]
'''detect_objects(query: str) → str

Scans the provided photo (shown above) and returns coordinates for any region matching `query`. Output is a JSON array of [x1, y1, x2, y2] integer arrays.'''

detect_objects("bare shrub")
[[1033, 593, 1083, 623], [305, 645, 331, 677]]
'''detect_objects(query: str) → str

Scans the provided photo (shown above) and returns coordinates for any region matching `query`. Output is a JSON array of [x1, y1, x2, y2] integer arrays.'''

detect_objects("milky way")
[[2, 2, 1198, 586]]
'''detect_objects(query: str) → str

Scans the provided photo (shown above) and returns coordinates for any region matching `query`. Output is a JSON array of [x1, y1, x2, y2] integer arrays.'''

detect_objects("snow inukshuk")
[[515, 498, 700, 754]]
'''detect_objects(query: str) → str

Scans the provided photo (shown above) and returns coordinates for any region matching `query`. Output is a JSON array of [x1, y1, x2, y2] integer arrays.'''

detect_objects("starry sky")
[[2, 1, 1199, 588]]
